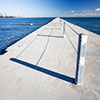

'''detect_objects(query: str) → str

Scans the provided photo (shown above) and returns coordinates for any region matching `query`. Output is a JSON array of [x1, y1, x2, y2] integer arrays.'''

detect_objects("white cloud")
[[66, 12, 100, 17], [71, 10, 75, 13], [96, 8, 100, 12], [64, 9, 100, 17]]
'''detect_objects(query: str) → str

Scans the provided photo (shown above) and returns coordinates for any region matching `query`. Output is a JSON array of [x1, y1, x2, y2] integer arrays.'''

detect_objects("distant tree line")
[[0, 13, 16, 18]]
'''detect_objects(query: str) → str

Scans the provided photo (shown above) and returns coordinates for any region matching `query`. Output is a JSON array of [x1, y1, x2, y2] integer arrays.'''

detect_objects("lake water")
[[62, 17, 100, 35], [0, 18, 54, 54]]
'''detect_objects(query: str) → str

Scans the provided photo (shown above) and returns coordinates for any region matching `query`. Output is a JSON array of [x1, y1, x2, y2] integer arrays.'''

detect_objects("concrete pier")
[[0, 18, 100, 100]]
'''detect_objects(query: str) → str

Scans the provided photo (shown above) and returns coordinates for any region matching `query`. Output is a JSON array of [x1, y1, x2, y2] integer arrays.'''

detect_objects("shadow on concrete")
[[10, 58, 75, 84], [66, 23, 79, 35], [36, 34, 50, 65], [65, 32, 77, 53], [37, 34, 64, 38], [0, 49, 8, 55]]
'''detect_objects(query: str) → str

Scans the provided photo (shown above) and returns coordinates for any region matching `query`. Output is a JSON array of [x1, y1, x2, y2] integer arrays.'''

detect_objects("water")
[[62, 17, 100, 35], [0, 18, 54, 54]]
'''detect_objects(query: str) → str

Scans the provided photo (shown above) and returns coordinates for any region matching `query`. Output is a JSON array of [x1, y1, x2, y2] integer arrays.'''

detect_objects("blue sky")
[[0, 0, 100, 17]]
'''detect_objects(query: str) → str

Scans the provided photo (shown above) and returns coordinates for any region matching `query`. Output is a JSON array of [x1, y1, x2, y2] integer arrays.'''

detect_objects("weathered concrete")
[[0, 18, 100, 100]]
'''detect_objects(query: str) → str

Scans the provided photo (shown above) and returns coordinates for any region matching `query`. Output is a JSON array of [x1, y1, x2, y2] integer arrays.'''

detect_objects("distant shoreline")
[[0, 16, 16, 18], [0, 16, 100, 18]]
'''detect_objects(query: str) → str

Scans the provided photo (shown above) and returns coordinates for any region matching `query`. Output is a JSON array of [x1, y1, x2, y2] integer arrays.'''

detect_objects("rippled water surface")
[[0, 18, 54, 54]]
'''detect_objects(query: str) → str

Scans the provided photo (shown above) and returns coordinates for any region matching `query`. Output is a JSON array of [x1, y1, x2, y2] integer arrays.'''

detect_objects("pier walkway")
[[0, 18, 100, 100]]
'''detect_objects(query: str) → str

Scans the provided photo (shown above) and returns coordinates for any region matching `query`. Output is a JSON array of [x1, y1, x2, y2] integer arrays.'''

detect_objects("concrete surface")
[[0, 18, 100, 100]]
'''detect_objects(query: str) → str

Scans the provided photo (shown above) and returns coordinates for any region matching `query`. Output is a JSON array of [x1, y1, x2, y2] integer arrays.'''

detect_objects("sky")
[[0, 0, 100, 17]]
